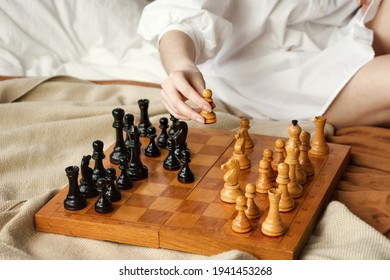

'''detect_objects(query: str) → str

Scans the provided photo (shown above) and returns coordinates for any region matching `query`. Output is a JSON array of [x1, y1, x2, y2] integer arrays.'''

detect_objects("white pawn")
[[244, 183, 261, 219], [272, 139, 286, 173], [232, 196, 252, 233], [277, 163, 295, 212], [299, 131, 314, 177]]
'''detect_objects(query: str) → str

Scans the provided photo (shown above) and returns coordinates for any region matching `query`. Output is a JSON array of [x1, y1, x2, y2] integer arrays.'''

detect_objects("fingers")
[[160, 86, 205, 124], [160, 70, 212, 124], [169, 71, 212, 112]]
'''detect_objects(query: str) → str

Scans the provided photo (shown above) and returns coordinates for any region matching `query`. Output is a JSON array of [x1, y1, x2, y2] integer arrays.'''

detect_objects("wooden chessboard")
[[34, 126, 350, 259]]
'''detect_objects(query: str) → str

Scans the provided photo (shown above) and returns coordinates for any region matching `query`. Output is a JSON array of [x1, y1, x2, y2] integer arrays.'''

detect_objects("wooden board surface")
[[35, 126, 350, 259]]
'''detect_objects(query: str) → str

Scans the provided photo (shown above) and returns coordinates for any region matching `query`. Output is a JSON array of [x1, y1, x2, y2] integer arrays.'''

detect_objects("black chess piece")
[[116, 156, 133, 190], [79, 155, 99, 198], [94, 178, 113, 214], [144, 126, 161, 157], [92, 140, 106, 182], [123, 113, 135, 152], [110, 108, 130, 164], [157, 117, 169, 148], [163, 137, 181, 171], [127, 125, 148, 180], [64, 166, 87, 211], [168, 114, 179, 137], [137, 99, 152, 137], [172, 120, 190, 158], [178, 150, 195, 183], [105, 168, 122, 202]]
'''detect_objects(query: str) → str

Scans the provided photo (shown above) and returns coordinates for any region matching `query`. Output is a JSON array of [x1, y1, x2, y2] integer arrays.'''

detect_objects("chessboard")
[[34, 115, 350, 260]]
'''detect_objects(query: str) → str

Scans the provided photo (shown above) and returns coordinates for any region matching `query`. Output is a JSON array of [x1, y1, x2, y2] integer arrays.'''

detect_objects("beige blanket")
[[1, 76, 389, 260]]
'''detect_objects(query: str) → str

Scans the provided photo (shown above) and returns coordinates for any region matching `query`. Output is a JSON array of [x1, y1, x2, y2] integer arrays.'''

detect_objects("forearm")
[[159, 30, 197, 74]]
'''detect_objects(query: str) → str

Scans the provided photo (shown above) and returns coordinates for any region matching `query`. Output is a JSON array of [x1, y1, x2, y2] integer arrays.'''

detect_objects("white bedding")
[[0, 0, 166, 83]]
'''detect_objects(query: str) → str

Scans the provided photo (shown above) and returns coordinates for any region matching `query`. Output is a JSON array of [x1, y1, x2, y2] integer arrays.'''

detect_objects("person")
[[137, 0, 389, 129]]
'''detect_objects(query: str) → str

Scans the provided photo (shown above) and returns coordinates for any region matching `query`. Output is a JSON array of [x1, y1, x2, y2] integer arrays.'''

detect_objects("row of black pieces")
[[63, 103, 194, 213], [63, 164, 129, 214], [109, 106, 194, 182], [64, 146, 194, 214], [110, 105, 186, 162]]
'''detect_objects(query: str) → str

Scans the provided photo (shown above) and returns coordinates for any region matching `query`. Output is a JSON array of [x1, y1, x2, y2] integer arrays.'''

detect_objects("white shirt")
[[138, 0, 380, 121]]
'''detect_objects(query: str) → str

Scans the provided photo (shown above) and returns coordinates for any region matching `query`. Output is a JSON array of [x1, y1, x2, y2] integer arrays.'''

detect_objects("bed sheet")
[[0, 0, 166, 83]]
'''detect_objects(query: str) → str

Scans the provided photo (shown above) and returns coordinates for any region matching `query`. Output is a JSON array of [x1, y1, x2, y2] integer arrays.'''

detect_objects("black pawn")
[[163, 137, 181, 171], [110, 108, 130, 164], [178, 150, 195, 183], [105, 168, 122, 202], [127, 125, 148, 180], [116, 156, 133, 190], [95, 178, 113, 214], [138, 99, 152, 137], [92, 140, 106, 182], [157, 117, 169, 148], [64, 166, 87, 211], [124, 113, 135, 152], [79, 155, 99, 198], [144, 126, 161, 157]]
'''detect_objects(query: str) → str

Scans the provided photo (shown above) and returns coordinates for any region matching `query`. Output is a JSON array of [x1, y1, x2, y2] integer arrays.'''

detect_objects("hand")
[[161, 66, 214, 124], [356, 0, 372, 14]]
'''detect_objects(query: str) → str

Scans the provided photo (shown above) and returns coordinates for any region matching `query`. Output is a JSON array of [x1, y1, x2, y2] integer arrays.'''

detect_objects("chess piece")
[[262, 149, 277, 182], [230, 128, 251, 169], [137, 99, 152, 137], [178, 150, 195, 183], [110, 108, 130, 164], [79, 155, 99, 198], [123, 113, 135, 152], [309, 115, 329, 156], [232, 196, 252, 233], [261, 188, 286, 237], [276, 163, 295, 212], [244, 183, 261, 219], [220, 158, 244, 203], [287, 120, 306, 185], [105, 168, 122, 202], [284, 135, 303, 198], [91, 140, 107, 182], [172, 120, 190, 158], [157, 117, 169, 148], [240, 118, 254, 149], [168, 114, 179, 137], [144, 126, 161, 158], [299, 131, 314, 177], [172, 121, 191, 158], [127, 125, 148, 181], [271, 139, 285, 173], [255, 158, 274, 194], [163, 137, 181, 171], [64, 166, 87, 211], [200, 89, 216, 124], [116, 156, 133, 190], [94, 178, 113, 214]]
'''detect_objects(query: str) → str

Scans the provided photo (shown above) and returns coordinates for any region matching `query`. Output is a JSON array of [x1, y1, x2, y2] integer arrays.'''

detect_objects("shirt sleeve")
[[137, 0, 233, 64]]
